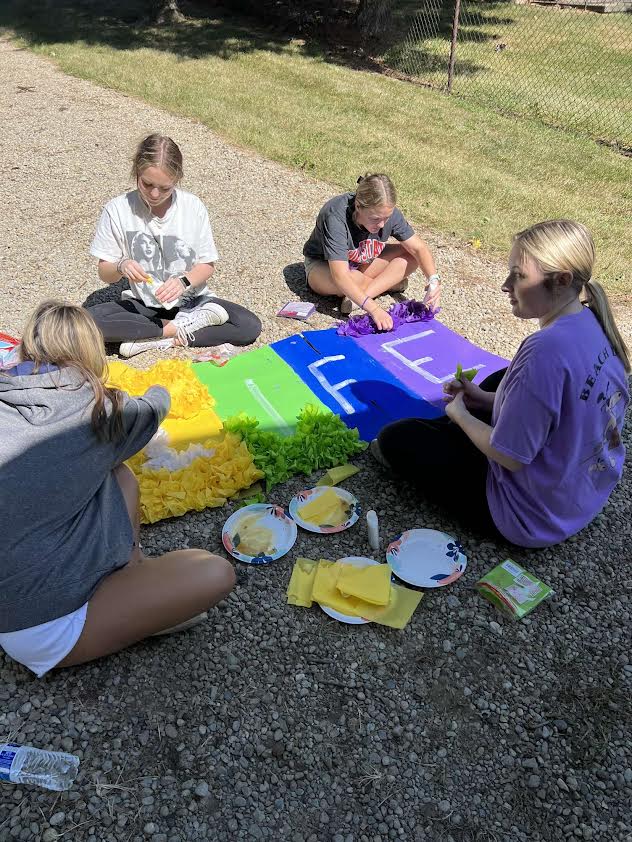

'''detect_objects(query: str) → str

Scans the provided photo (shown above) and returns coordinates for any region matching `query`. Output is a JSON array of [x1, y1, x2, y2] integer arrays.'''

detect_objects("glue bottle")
[[366, 510, 380, 552]]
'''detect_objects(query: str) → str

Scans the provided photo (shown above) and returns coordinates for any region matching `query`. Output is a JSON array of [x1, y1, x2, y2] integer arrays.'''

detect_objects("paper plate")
[[386, 529, 467, 588], [222, 504, 297, 564], [318, 557, 380, 625], [289, 486, 361, 534]]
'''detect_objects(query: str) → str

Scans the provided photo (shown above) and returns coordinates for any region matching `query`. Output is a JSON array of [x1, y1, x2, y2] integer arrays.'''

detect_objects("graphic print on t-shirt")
[[126, 232, 197, 283], [348, 238, 386, 265], [581, 379, 626, 474]]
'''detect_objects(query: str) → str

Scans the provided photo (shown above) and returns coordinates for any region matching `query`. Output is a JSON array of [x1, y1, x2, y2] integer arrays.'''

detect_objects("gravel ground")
[[1, 37, 631, 842]]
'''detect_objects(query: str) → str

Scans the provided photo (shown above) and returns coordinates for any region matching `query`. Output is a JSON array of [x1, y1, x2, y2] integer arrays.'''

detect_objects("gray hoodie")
[[0, 366, 170, 632]]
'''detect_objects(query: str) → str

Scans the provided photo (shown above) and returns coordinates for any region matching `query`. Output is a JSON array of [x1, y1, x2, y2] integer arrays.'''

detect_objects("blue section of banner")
[[271, 329, 441, 441]]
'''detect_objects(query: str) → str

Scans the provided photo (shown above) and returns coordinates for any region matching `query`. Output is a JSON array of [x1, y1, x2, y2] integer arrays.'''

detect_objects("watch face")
[[180, 276, 191, 287]]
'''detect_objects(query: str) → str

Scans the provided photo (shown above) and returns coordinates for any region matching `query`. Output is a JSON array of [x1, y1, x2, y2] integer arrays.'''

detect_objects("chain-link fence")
[[390, 0, 632, 150]]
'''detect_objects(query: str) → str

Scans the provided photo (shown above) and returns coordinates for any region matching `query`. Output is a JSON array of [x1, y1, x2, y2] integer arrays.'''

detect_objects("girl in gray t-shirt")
[[303, 173, 441, 331]]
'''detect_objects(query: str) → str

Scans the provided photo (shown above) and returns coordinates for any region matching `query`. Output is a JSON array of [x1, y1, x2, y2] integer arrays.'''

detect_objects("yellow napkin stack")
[[286, 558, 423, 629], [337, 563, 391, 606], [298, 489, 348, 527]]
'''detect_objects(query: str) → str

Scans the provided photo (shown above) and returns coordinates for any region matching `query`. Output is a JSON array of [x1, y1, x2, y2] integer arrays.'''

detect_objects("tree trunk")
[[154, 0, 186, 25], [354, 0, 394, 42]]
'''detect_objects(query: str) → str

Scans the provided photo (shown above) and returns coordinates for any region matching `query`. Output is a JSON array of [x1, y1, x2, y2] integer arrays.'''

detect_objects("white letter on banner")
[[381, 330, 484, 384], [308, 356, 356, 414], [245, 379, 292, 435]]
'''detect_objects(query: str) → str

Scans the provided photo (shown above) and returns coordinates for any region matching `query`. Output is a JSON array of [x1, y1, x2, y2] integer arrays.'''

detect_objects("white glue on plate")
[[366, 510, 380, 551]]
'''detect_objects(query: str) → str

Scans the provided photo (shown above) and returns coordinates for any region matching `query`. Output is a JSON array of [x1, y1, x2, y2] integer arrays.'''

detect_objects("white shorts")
[[0, 603, 88, 678]]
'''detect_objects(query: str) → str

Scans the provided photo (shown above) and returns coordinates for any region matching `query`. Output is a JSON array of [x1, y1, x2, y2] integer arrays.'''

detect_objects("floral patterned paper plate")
[[386, 529, 467, 588], [288, 486, 361, 534], [222, 504, 297, 564]]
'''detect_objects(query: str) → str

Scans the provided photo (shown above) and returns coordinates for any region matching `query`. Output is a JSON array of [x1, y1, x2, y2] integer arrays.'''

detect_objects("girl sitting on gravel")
[[0, 301, 235, 677], [372, 220, 630, 548], [303, 173, 441, 331], [87, 133, 261, 358]]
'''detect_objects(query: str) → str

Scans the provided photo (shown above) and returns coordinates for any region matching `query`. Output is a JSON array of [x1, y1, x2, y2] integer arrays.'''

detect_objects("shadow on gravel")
[[282, 261, 341, 320], [82, 280, 130, 309]]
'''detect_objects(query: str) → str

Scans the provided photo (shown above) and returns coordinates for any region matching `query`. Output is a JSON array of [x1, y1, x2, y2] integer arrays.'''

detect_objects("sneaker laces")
[[173, 305, 223, 346]]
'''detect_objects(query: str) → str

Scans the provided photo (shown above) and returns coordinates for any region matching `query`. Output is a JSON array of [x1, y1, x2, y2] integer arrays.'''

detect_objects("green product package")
[[476, 559, 553, 619]]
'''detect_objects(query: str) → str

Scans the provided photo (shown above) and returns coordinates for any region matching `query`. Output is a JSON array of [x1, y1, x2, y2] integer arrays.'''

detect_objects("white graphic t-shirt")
[[90, 189, 219, 309]]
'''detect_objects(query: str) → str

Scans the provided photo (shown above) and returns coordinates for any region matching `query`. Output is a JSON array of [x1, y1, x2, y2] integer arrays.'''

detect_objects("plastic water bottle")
[[0, 744, 79, 791]]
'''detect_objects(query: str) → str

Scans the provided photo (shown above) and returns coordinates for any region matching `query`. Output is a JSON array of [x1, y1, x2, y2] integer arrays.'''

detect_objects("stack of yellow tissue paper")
[[286, 558, 423, 629]]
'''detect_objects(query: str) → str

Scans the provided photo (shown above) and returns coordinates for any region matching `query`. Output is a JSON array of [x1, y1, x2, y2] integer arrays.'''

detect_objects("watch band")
[[179, 275, 192, 288]]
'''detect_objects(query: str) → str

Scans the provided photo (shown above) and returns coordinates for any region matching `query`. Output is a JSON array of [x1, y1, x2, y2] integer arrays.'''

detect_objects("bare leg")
[[56, 465, 236, 668], [113, 463, 144, 562], [56, 549, 235, 668], [307, 244, 419, 300], [361, 244, 419, 298]]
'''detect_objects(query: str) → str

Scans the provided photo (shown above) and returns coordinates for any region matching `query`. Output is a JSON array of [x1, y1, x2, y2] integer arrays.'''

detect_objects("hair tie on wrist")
[[361, 295, 371, 310]]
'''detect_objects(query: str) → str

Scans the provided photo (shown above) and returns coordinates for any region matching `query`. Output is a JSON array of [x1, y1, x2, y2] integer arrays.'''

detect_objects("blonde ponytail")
[[583, 281, 630, 374]]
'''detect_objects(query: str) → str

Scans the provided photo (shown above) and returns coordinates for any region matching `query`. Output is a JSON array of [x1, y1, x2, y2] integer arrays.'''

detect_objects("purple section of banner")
[[353, 320, 508, 405]]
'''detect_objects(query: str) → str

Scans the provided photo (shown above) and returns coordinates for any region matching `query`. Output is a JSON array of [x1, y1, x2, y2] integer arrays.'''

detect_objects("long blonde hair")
[[513, 220, 630, 373], [20, 301, 125, 440], [355, 173, 397, 210]]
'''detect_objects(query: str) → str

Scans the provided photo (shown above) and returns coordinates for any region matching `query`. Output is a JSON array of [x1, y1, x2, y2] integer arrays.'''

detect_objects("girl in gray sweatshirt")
[[0, 301, 235, 677]]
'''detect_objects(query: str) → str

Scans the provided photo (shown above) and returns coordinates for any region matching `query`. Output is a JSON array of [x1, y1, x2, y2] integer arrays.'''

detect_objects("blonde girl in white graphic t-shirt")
[[88, 134, 261, 358]]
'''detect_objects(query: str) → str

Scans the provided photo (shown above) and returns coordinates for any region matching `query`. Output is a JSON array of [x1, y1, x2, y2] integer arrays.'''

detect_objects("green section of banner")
[[192, 346, 329, 434]]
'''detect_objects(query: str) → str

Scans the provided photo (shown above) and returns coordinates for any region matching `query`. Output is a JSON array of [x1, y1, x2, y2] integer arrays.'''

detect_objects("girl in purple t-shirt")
[[372, 220, 630, 548]]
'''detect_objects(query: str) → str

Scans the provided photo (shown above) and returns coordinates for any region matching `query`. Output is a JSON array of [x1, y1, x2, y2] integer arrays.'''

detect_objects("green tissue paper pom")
[[225, 405, 366, 491]]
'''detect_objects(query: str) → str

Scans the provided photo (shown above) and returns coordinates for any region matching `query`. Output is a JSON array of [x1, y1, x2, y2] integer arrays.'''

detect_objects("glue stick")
[[366, 510, 380, 552]]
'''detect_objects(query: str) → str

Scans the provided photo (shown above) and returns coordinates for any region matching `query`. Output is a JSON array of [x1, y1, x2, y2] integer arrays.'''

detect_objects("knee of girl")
[[205, 554, 236, 598], [237, 316, 262, 346]]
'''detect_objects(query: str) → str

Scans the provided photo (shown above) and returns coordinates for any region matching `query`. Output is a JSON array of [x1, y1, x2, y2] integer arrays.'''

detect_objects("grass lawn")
[[2, 1, 630, 296], [384, 1, 632, 149]]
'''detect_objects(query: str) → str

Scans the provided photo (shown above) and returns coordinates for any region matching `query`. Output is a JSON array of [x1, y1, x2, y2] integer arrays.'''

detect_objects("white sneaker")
[[119, 337, 175, 358], [152, 612, 208, 637], [172, 301, 230, 346]]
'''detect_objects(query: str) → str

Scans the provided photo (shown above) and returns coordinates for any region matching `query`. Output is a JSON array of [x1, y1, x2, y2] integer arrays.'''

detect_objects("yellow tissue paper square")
[[298, 489, 349, 527], [312, 560, 368, 617], [337, 563, 391, 606], [316, 464, 360, 487], [286, 558, 319, 608], [361, 584, 424, 629]]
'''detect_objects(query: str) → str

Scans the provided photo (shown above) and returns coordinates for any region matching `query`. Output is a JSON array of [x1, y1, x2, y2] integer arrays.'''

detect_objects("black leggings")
[[87, 297, 262, 348], [377, 369, 507, 538]]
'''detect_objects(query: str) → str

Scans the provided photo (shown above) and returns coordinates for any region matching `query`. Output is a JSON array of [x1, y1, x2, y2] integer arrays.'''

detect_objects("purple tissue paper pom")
[[336, 299, 437, 337]]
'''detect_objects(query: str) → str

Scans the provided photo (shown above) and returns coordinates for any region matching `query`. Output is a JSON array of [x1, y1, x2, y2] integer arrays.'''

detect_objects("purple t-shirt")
[[487, 308, 629, 547]]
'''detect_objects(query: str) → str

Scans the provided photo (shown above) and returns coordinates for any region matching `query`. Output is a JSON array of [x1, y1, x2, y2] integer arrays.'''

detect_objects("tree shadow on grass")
[[0, 0, 329, 62], [0, 0, 519, 82]]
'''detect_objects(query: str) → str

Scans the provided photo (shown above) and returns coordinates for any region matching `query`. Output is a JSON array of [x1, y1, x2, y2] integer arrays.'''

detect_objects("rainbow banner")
[[107, 320, 508, 523]]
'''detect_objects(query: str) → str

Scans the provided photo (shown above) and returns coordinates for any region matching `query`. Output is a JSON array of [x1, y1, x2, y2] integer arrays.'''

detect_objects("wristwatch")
[[179, 276, 192, 288]]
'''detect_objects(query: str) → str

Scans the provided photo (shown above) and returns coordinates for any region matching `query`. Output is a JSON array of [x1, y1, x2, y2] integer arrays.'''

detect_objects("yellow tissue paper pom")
[[108, 359, 215, 420], [132, 433, 264, 523]]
